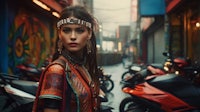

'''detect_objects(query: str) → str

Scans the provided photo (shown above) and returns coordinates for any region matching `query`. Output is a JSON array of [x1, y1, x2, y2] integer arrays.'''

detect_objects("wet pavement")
[[101, 62, 131, 112]]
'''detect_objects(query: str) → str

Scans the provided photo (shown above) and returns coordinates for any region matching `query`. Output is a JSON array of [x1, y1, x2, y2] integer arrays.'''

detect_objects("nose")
[[70, 31, 76, 41]]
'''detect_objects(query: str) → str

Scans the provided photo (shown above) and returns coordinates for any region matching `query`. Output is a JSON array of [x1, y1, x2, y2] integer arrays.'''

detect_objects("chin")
[[68, 49, 82, 53]]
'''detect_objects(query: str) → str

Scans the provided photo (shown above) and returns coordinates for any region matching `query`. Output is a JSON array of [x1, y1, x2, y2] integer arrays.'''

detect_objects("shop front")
[[167, 0, 200, 62]]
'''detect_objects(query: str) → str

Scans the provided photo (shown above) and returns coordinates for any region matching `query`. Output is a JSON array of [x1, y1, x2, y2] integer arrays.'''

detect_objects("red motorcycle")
[[119, 67, 200, 112], [120, 51, 188, 83], [162, 52, 200, 84]]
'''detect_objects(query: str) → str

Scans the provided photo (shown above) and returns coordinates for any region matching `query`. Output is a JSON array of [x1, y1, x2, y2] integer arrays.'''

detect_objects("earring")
[[87, 40, 92, 54], [57, 39, 63, 54]]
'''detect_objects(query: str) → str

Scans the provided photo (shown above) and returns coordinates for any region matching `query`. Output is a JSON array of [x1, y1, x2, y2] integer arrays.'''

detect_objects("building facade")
[[139, 0, 200, 64]]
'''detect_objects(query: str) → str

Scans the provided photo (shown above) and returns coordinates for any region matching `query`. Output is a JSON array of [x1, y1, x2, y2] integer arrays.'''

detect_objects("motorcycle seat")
[[149, 63, 164, 70], [11, 80, 38, 95]]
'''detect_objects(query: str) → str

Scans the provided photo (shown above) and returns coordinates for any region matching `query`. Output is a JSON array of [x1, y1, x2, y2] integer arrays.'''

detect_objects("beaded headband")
[[57, 17, 92, 29]]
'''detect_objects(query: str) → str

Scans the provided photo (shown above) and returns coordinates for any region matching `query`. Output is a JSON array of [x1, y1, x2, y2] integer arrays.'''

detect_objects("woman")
[[32, 5, 100, 112]]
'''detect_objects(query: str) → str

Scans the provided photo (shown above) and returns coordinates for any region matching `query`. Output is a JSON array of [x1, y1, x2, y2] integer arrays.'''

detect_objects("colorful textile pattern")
[[32, 58, 97, 112], [39, 64, 64, 100], [67, 64, 93, 112]]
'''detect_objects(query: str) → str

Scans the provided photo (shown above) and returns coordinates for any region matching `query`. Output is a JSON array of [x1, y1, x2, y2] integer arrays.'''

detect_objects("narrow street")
[[101, 62, 131, 112]]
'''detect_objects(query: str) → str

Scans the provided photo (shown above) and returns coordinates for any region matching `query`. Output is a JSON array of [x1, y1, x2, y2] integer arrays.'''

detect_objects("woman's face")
[[58, 24, 92, 54]]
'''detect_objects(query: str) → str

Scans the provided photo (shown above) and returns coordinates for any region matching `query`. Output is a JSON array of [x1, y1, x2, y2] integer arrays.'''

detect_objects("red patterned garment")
[[32, 58, 98, 112]]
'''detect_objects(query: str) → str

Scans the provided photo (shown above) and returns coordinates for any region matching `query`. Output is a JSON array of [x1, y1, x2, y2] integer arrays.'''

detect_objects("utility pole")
[[136, 0, 141, 63]]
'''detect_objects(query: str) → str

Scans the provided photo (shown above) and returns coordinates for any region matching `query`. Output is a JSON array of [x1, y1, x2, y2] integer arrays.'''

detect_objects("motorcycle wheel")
[[104, 79, 114, 93], [121, 71, 135, 80], [119, 97, 152, 112]]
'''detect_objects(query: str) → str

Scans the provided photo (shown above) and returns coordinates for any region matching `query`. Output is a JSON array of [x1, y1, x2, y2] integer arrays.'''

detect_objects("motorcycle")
[[99, 89, 114, 112], [120, 63, 166, 89], [0, 72, 114, 112], [121, 51, 191, 81], [120, 51, 194, 88], [98, 67, 114, 93], [162, 51, 191, 75], [0, 73, 37, 112], [121, 64, 144, 80], [16, 59, 50, 82], [162, 52, 200, 84], [120, 51, 175, 82], [119, 65, 200, 112]]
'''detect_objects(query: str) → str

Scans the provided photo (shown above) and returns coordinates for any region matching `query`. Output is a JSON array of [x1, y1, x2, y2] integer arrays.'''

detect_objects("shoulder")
[[44, 57, 71, 75], [40, 63, 65, 81], [45, 60, 66, 75], [47, 64, 64, 73]]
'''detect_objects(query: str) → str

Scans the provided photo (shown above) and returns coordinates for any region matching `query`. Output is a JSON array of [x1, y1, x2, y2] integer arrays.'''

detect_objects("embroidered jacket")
[[32, 57, 98, 112]]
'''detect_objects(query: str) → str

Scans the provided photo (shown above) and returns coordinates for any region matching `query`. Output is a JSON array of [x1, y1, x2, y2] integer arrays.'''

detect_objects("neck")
[[61, 49, 86, 65]]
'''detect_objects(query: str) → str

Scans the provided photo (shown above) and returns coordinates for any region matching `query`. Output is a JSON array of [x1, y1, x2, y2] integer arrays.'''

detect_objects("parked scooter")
[[98, 67, 114, 93], [119, 66, 200, 112]]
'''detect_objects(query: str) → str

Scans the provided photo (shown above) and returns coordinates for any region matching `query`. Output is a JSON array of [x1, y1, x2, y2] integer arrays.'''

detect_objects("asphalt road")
[[101, 62, 131, 112]]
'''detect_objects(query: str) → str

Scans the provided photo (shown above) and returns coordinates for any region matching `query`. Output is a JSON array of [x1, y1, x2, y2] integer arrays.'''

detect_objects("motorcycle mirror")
[[163, 52, 170, 57]]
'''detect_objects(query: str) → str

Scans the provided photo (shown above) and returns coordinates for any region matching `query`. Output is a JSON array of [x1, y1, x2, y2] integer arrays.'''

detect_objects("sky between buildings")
[[93, 0, 131, 37]]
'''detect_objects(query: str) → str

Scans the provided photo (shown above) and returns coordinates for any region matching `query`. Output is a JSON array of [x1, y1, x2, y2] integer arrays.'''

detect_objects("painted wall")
[[0, 0, 57, 74]]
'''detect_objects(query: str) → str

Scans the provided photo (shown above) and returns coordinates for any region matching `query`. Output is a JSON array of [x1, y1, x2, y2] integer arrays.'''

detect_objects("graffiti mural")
[[8, 9, 54, 73]]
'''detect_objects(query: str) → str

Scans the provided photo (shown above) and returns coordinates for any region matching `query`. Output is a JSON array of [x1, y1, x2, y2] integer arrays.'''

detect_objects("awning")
[[139, 0, 166, 16]]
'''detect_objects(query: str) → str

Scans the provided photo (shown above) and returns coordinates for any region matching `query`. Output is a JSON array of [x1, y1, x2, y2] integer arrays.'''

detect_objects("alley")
[[101, 62, 131, 112]]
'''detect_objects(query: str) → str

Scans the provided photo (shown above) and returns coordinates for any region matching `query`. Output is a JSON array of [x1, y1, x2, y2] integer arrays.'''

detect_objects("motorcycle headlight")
[[175, 71, 179, 74], [164, 66, 169, 71], [164, 62, 172, 71]]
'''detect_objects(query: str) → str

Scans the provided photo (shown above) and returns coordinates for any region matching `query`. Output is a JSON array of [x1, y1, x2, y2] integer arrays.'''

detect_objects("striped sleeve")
[[39, 64, 65, 100]]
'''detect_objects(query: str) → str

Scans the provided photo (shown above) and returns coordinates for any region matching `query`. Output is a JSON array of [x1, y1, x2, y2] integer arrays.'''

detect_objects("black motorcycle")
[[0, 72, 114, 112], [0, 73, 37, 112], [121, 64, 144, 80], [99, 89, 114, 112], [98, 67, 114, 93]]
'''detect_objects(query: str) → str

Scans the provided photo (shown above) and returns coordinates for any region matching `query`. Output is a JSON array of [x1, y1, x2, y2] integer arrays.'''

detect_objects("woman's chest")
[[69, 66, 92, 101]]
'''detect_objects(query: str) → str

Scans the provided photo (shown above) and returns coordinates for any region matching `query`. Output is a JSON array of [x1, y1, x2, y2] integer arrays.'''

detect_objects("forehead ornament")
[[57, 17, 92, 29]]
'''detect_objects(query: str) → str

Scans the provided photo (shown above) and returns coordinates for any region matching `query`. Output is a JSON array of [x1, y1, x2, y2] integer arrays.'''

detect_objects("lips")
[[69, 43, 78, 47]]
